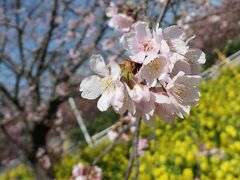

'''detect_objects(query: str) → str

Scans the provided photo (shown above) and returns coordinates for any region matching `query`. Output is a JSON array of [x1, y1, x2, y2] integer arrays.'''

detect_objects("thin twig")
[[91, 123, 133, 166], [157, 0, 171, 26], [133, 118, 141, 180], [124, 118, 141, 180]]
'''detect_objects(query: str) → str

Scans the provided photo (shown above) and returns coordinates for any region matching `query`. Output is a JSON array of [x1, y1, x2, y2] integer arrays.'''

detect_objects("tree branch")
[[0, 83, 23, 111], [157, 0, 171, 26], [124, 118, 141, 180], [91, 123, 133, 166]]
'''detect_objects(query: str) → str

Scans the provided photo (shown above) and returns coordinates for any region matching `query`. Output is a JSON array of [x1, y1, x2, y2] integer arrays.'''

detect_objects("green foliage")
[[63, 110, 119, 151], [206, 35, 240, 68], [85, 110, 119, 135], [0, 165, 34, 180]]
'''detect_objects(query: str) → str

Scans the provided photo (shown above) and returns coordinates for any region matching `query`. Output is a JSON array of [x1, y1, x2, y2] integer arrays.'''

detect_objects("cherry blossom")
[[106, 4, 134, 32], [108, 14, 134, 32], [165, 71, 201, 117], [72, 163, 102, 180], [106, 4, 118, 17], [80, 20, 206, 125], [138, 138, 149, 156], [79, 55, 125, 113], [122, 21, 160, 64]]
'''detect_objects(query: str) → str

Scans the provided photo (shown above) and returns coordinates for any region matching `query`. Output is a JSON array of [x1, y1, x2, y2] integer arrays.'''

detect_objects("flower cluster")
[[80, 20, 205, 125], [106, 3, 134, 32], [71, 163, 102, 180]]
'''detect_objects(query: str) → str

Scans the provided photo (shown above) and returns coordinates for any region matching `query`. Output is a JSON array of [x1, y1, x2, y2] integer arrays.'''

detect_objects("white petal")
[[90, 54, 109, 76], [106, 6, 118, 17], [110, 61, 121, 80], [122, 32, 137, 53], [135, 21, 149, 40], [112, 82, 124, 111], [130, 52, 145, 64], [160, 40, 170, 54], [176, 74, 201, 87], [163, 25, 185, 40], [152, 93, 171, 104], [186, 48, 206, 64], [97, 91, 113, 111], [170, 39, 188, 55], [166, 71, 185, 90], [171, 60, 191, 77], [143, 53, 158, 65], [80, 75, 103, 99]]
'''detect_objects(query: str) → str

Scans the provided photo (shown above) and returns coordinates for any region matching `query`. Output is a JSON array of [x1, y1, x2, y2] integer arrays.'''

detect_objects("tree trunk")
[[29, 123, 55, 180]]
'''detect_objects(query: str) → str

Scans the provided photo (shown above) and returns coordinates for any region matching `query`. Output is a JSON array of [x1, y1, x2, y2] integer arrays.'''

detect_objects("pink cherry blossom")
[[165, 71, 201, 117], [107, 130, 118, 141], [135, 55, 170, 87], [138, 138, 149, 156], [163, 25, 190, 55], [106, 4, 118, 17], [122, 21, 160, 64], [65, 31, 76, 41], [68, 19, 78, 29], [126, 84, 155, 125], [72, 163, 102, 180], [80, 20, 206, 125], [84, 14, 96, 25], [69, 48, 80, 59], [102, 38, 115, 50], [108, 13, 134, 32]]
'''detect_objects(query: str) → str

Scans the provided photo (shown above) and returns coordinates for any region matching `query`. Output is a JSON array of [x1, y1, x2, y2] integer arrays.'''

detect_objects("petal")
[[80, 75, 103, 99], [160, 40, 170, 54], [109, 14, 133, 32], [143, 115, 155, 126], [122, 32, 137, 53], [186, 48, 206, 64], [106, 6, 118, 17], [112, 82, 124, 111], [135, 21, 149, 40], [130, 52, 145, 64], [90, 54, 109, 76], [171, 60, 191, 77], [97, 90, 113, 111], [155, 104, 176, 123], [110, 60, 121, 80], [153, 27, 163, 43], [152, 93, 171, 104], [176, 73, 201, 87], [166, 71, 185, 90], [163, 25, 185, 40], [143, 53, 158, 65], [120, 83, 136, 115], [170, 39, 188, 55]]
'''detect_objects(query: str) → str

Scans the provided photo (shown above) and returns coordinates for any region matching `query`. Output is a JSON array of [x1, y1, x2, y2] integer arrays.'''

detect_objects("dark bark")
[[29, 123, 55, 180]]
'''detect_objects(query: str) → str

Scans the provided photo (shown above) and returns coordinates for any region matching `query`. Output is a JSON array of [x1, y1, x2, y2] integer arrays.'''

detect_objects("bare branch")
[[0, 83, 23, 111], [91, 123, 133, 166], [157, 0, 171, 26], [124, 118, 141, 180]]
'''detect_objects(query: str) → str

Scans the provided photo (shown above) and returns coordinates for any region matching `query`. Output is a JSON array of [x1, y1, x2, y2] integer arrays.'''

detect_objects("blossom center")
[[101, 77, 114, 91], [140, 40, 154, 52]]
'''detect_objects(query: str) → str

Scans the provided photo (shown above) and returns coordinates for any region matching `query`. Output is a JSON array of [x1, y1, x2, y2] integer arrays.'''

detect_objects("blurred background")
[[0, 0, 240, 179]]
